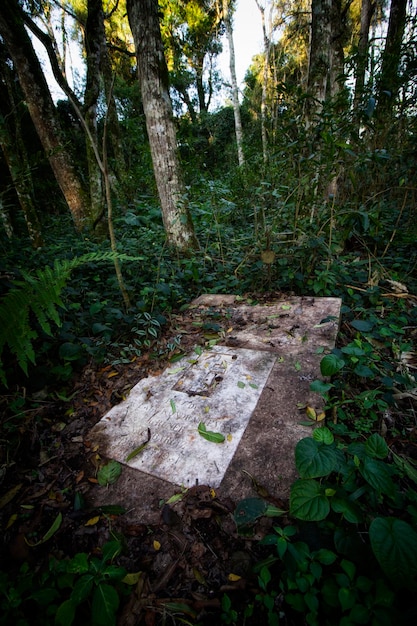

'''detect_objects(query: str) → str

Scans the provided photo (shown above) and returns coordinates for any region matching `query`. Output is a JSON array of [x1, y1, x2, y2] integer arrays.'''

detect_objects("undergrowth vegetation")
[[1, 105, 417, 625]]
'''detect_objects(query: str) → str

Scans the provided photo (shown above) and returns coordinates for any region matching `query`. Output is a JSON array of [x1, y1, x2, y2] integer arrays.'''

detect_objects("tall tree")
[[0, 0, 89, 230], [126, 0, 198, 252], [0, 44, 43, 246], [305, 0, 347, 125], [377, 0, 408, 118], [160, 0, 223, 117], [222, 0, 245, 166], [255, 0, 275, 163], [353, 0, 376, 114]]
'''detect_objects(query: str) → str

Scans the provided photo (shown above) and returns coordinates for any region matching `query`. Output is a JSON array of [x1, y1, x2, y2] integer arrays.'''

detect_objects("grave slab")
[[87, 295, 341, 523]]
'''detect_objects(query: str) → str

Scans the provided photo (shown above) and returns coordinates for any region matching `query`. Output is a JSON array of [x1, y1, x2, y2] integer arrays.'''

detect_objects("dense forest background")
[[1, 1, 417, 624]]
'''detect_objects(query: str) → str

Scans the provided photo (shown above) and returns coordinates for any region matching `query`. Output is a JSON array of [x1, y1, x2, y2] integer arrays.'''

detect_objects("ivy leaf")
[[290, 479, 330, 521], [310, 379, 333, 394], [359, 458, 395, 497], [320, 354, 345, 376], [97, 461, 122, 486], [197, 422, 225, 443], [295, 438, 338, 478], [350, 319, 374, 333], [369, 517, 417, 589]]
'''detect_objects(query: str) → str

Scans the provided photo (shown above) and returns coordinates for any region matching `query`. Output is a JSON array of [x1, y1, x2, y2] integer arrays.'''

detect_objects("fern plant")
[[0, 251, 137, 386]]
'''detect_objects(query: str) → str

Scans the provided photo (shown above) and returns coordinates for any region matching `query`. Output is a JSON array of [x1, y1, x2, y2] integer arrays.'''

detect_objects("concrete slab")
[[87, 295, 341, 523], [88, 346, 276, 488]]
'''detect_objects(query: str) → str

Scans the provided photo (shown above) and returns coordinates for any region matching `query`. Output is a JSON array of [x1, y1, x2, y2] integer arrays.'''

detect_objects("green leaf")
[[25, 512, 62, 547], [234, 497, 268, 528], [312, 427, 334, 445], [55, 599, 76, 626], [237, 381, 246, 388], [365, 434, 388, 459], [71, 574, 94, 605], [66, 553, 89, 574], [97, 461, 122, 486], [314, 548, 337, 565], [392, 452, 417, 485], [101, 540, 123, 563], [331, 495, 363, 523], [320, 354, 345, 376], [92, 583, 119, 625], [350, 320, 373, 332], [125, 428, 151, 461], [197, 422, 225, 443], [369, 517, 417, 589], [290, 479, 330, 521], [310, 379, 333, 394], [295, 438, 338, 478], [170, 399, 176, 413], [354, 364, 374, 378], [359, 458, 395, 497]]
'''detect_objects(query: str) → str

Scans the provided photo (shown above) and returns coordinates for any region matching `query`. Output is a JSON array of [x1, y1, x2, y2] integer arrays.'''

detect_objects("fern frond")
[[0, 251, 142, 386]]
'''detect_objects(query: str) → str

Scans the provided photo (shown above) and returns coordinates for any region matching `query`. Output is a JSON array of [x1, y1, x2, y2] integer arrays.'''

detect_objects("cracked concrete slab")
[[87, 295, 341, 523]]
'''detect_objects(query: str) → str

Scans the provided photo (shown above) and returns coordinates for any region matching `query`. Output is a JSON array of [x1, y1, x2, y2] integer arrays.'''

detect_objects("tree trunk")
[[84, 0, 104, 227], [223, 0, 245, 167], [0, 49, 43, 247], [354, 0, 376, 113], [255, 0, 272, 163], [377, 0, 407, 118], [126, 0, 198, 252], [306, 0, 332, 123], [0, 0, 89, 230]]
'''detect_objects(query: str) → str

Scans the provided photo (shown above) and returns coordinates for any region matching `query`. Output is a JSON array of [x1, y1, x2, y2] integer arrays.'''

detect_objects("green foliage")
[[0, 540, 131, 626], [224, 428, 417, 625], [0, 251, 140, 386]]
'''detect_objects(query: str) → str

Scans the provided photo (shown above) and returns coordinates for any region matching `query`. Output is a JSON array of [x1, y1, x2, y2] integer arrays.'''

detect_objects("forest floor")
[[1, 295, 300, 625]]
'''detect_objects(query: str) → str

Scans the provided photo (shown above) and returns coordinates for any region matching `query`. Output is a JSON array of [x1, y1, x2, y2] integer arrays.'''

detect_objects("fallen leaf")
[[198, 422, 225, 443], [0, 483, 22, 509], [85, 516, 100, 526], [97, 460, 122, 486], [228, 573, 242, 582], [25, 512, 63, 547], [153, 540, 161, 551]]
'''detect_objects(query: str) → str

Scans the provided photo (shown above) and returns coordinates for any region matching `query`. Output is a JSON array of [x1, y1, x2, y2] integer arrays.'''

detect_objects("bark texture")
[[223, 0, 244, 167], [377, 0, 407, 118], [354, 0, 376, 112], [305, 0, 347, 124], [127, 0, 198, 252], [0, 0, 88, 230]]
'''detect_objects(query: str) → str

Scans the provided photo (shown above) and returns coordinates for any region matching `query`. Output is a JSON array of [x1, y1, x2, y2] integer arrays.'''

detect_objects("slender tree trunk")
[[255, 0, 272, 163], [354, 0, 376, 113], [84, 0, 104, 227], [0, 0, 89, 230], [126, 0, 198, 252], [223, 0, 245, 167], [377, 0, 407, 118]]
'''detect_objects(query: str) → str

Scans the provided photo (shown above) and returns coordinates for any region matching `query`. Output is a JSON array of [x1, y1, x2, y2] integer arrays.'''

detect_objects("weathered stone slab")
[[89, 346, 276, 488], [87, 295, 341, 523]]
